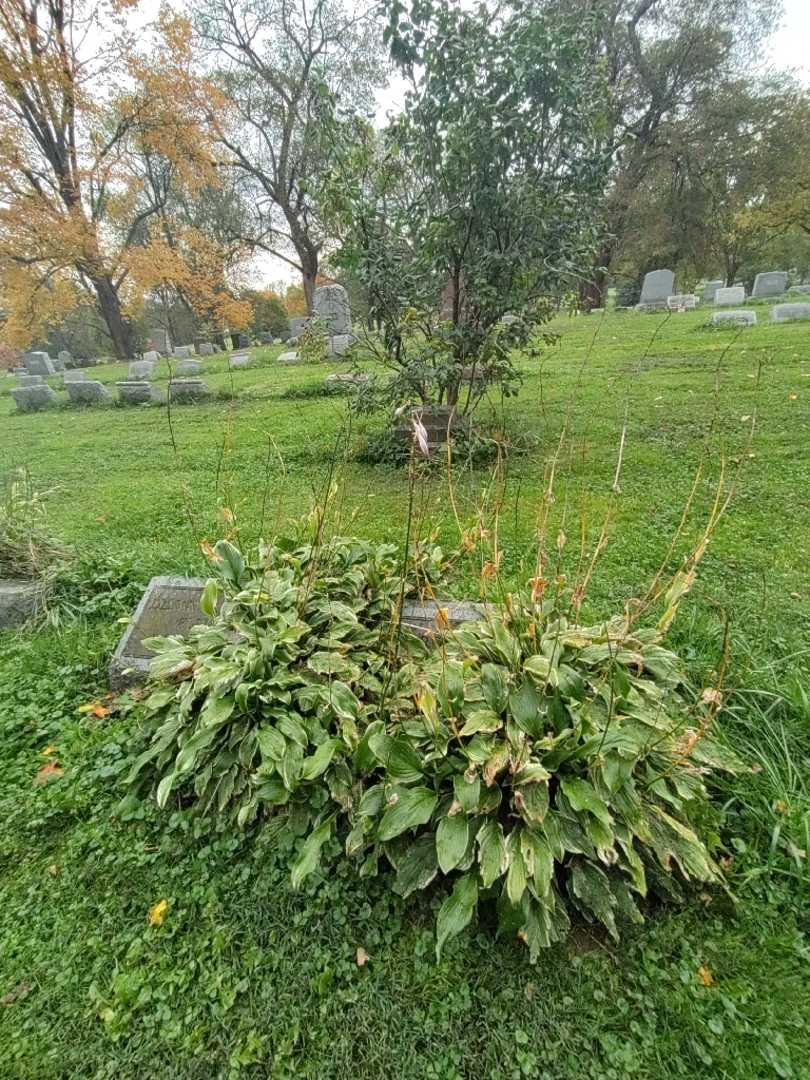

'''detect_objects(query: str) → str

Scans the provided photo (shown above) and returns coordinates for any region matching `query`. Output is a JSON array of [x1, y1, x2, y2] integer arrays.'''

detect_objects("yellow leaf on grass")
[[148, 899, 169, 927], [356, 946, 370, 967], [41, 745, 57, 756], [697, 965, 715, 987]]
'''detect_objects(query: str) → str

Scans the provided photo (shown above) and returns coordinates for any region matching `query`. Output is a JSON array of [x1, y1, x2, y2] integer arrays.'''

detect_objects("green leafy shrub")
[[342, 601, 741, 959], [126, 539, 741, 960], [297, 320, 329, 365], [125, 535, 445, 830]]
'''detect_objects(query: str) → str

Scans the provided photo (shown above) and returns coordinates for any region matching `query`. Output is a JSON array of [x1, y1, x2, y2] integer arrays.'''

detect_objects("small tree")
[[324, 0, 608, 417]]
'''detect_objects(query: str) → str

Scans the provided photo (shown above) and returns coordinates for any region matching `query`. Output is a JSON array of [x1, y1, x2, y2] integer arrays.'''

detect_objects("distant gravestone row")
[[634, 268, 804, 316]]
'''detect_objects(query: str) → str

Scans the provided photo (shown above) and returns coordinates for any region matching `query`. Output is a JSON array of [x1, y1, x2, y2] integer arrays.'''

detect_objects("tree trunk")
[[301, 254, 318, 316], [90, 273, 135, 359]]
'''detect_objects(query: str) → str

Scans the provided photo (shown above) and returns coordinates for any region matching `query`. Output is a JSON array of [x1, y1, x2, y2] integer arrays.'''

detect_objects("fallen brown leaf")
[[35, 761, 64, 785], [355, 947, 370, 967]]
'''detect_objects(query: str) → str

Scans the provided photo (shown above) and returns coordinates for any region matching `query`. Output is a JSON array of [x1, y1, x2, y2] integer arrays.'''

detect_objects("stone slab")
[[752, 271, 788, 299], [666, 294, 698, 311], [173, 345, 196, 358], [314, 284, 352, 335], [57, 350, 72, 366], [229, 353, 251, 369], [772, 303, 810, 323], [640, 269, 675, 305], [23, 351, 55, 377], [787, 284, 810, 296], [62, 370, 86, 383], [278, 351, 300, 364], [109, 579, 493, 688], [17, 374, 43, 387], [702, 279, 725, 303], [11, 385, 59, 412], [142, 350, 160, 364], [117, 381, 165, 405], [128, 360, 155, 381], [65, 379, 112, 405], [175, 359, 203, 376], [0, 578, 44, 629], [197, 342, 215, 355], [711, 310, 757, 327], [715, 286, 746, 306], [326, 333, 354, 356], [168, 378, 211, 402]]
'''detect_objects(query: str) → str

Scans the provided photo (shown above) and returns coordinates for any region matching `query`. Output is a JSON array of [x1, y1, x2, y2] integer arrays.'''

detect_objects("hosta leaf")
[[200, 578, 219, 618], [569, 859, 618, 939], [459, 709, 503, 737], [436, 873, 478, 959], [463, 735, 498, 764], [256, 726, 286, 762], [560, 777, 612, 827], [523, 831, 554, 896], [481, 663, 509, 713], [156, 772, 175, 810], [523, 655, 551, 680], [353, 720, 385, 773], [453, 772, 481, 814], [491, 622, 520, 667], [436, 813, 470, 874], [357, 783, 385, 818], [278, 714, 308, 748], [279, 741, 303, 791], [509, 679, 544, 738], [200, 693, 235, 728], [483, 744, 510, 787], [307, 651, 356, 677], [437, 659, 465, 716], [477, 819, 508, 887], [514, 781, 549, 824], [386, 736, 424, 784], [214, 539, 245, 586], [290, 815, 335, 890], [301, 738, 341, 781], [377, 786, 438, 842], [255, 777, 290, 805], [393, 835, 439, 897], [505, 830, 528, 905], [326, 680, 361, 721]]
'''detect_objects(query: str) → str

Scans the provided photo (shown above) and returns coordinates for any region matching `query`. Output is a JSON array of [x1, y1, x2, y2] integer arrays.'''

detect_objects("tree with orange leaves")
[[0, 1, 250, 357]]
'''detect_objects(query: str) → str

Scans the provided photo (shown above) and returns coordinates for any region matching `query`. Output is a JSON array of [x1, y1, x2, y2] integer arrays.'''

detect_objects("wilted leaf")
[[148, 899, 168, 927], [697, 965, 715, 987], [356, 946, 370, 967]]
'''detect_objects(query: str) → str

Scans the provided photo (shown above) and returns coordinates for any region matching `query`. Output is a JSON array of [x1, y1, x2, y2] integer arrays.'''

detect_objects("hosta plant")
[[125, 535, 444, 834], [333, 599, 742, 960]]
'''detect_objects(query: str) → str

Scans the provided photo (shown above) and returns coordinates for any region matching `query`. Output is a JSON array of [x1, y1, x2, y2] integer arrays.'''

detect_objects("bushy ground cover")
[[1, 307, 808, 1078]]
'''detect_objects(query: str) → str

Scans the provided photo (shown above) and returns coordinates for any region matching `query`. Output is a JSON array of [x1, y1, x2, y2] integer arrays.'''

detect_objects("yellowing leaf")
[[35, 761, 63, 785], [41, 745, 57, 757], [697, 965, 715, 987], [148, 899, 169, 926], [355, 946, 370, 967]]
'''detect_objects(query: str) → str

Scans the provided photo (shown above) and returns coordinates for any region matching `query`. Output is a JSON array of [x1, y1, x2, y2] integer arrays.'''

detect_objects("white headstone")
[[702, 280, 725, 303], [772, 303, 810, 323], [715, 286, 746, 306], [128, 360, 156, 381], [666, 294, 698, 311], [711, 310, 757, 327], [639, 270, 675, 307], [23, 351, 55, 377], [752, 271, 788, 299], [142, 350, 160, 364]]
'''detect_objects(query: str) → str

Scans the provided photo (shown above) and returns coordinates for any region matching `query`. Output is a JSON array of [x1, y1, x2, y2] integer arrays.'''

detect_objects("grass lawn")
[[1, 307, 809, 1078]]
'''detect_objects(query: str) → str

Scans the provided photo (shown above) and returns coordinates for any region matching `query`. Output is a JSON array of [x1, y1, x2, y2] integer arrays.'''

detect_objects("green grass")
[[1, 308, 809, 1078]]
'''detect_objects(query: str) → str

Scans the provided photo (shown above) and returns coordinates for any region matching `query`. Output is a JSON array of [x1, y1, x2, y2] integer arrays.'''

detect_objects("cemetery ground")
[[1, 308, 809, 1078]]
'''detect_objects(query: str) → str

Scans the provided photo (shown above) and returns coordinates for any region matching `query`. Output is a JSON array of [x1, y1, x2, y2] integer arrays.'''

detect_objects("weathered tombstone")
[[128, 359, 155, 381], [62, 370, 87, 383], [142, 350, 160, 365], [109, 577, 491, 688], [278, 351, 300, 365], [0, 579, 44, 628], [326, 334, 354, 356], [173, 344, 196, 359], [197, 342, 215, 355], [168, 377, 211, 402], [787, 284, 810, 296], [229, 353, 251, 369], [65, 379, 112, 405], [175, 359, 203, 376], [50, 354, 65, 372], [711, 310, 757, 327], [149, 328, 171, 354], [666, 294, 698, 311], [288, 316, 309, 338], [17, 374, 43, 387], [637, 270, 675, 310], [752, 271, 788, 299], [702, 279, 725, 303], [11, 385, 59, 412], [108, 576, 213, 690], [772, 303, 810, 323], [23, 351, 55, 376], [57, 349, 73, 367], [116, 381, 165, 405], [314, 283, 352, 335], [715, 286, 746, 306]]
